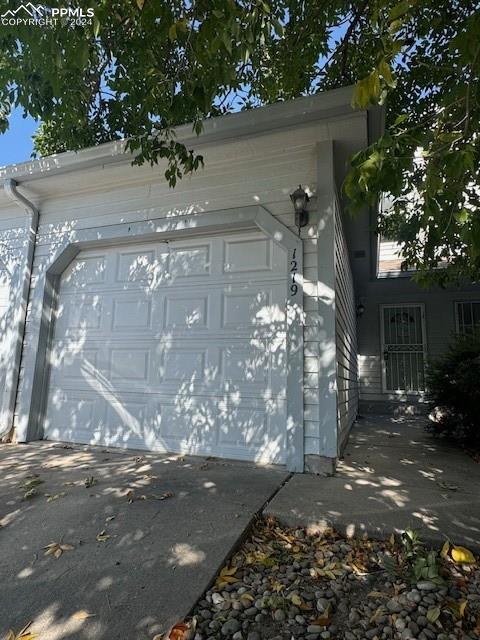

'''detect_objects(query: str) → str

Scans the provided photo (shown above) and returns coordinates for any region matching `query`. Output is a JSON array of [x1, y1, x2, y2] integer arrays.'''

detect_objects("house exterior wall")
[[356, 276, 480, 412], [0, 89, 371, 469], [334, 194, 358, 450], [0, 213, 30, 438]]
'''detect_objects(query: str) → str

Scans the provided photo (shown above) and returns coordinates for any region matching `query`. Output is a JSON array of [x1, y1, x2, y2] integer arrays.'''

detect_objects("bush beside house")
[[427, 333, 480, 446]]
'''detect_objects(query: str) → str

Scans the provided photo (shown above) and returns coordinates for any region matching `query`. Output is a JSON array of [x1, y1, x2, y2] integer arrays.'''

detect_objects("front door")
[[380, 304, 427, 393]]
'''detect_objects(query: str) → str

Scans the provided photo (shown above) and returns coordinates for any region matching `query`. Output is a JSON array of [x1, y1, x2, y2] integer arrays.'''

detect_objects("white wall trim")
[[15, 205, 305, 472]]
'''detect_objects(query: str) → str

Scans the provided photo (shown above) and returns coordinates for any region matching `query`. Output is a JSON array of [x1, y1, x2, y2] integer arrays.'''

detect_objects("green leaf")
[[168, 23, 177, 42], [378, 59, 395, 88], [93, 16, 100, 37], [272, 19, 284, 38], [222, 32, 232, 54], [390, 1, 410, 22], [426, 607, 441, 623], [352, 71, 381, 108]]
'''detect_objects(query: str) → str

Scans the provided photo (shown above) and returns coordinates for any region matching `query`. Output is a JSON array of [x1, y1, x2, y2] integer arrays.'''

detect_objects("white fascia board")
[[0, 86, 357, 185]]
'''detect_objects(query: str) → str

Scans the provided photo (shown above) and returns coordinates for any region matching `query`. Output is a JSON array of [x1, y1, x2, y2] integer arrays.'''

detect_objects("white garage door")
[[44, 231, 287, 464]]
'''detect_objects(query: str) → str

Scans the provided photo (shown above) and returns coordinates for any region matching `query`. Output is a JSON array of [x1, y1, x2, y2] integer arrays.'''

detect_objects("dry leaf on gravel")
[[215, 565, 238, 588], [451, 545, 476, 564], [426, 606, 441, 623], [163, 620, 192, 640], [43, 542, 75, 558]]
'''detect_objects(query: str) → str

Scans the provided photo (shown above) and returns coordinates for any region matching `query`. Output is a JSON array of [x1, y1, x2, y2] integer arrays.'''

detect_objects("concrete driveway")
[[266, 414, 480, 550], [0, 442, 288, 640]]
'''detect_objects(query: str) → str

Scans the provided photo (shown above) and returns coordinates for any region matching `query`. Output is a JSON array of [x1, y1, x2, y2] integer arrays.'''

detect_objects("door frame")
[[15, 205, 305, 472], [379, 302, 427, 394]]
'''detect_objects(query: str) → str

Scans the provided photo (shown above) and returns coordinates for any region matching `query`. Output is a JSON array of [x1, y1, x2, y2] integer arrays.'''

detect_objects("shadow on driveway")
[[0, 442, 288, 639], [266, 415, 480, 551]]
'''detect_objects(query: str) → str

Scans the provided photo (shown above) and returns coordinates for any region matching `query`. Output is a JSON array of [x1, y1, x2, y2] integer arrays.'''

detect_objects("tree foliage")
[[0, 0, 479, 284]]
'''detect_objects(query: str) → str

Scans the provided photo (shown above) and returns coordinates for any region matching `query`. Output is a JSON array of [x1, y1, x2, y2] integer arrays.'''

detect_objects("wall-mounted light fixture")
[[290, 185, 309, 233], [356, 303, 365, 318]]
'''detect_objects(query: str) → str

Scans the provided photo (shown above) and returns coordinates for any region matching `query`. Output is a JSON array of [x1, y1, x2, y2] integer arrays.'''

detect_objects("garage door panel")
[[45, 390, 97, 441], [115, 247, 159, 285], [168, 243, 211, 278], [56, 293, 104, 332], [111, 297, 154, 331], [62, 254, 107, 289], [224, 237, 272, 273], [45, 388, 286, 463], [162, 348, 207, 383], [50, 337, 283, 398], [164, 293, 210, 330], [45, 232, 288, 464]]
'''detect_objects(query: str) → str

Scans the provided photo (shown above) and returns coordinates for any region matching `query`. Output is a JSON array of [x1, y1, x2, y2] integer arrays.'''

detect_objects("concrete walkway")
[[266, 415, 480, 551], [0, 442, 288, 640]]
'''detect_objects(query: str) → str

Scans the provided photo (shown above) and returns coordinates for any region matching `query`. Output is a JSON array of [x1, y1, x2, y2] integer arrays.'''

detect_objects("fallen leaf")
[[96, 530, 111, 542], [437, 480, 459, 491], [313, 603, 331, 626], [106, 516, 115, 522], [440, 541, 450, 559], [451, 545, 476, 564], [271, 580, 284, 593], [216, 565, 239, 588], [474, 614, 480, 637], [46, 493, 65, 502], [23, 488, 39, 500], [459, 600, 467, 618], [290, 594, 303, 606], [240, 593, 254, 602], [72, 610, 96, 620], [165, 621, 189, 640], [84, 476, 97, 488], [426, 607, 441, 623], [5, 625, 36, 639], [151, 491, 174, 501], [43, 542, 74, 558]]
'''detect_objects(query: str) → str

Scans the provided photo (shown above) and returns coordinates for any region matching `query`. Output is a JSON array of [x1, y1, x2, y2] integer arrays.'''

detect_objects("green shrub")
[[427, 333, 480, 444]]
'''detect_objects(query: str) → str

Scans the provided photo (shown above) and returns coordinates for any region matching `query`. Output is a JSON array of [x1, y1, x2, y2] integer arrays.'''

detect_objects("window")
[[456, 301, 480, 336]]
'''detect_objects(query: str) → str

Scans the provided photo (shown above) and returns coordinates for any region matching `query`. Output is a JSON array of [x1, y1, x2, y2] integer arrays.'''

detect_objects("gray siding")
[[334, 195, 358, 450], [356, 277, 480, 409]]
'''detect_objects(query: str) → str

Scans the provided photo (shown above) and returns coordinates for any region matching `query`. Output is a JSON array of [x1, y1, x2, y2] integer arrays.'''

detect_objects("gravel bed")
[[181, 517, 480, 640]]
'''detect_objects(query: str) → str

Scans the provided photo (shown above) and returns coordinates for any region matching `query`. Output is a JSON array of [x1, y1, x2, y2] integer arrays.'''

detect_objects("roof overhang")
[[0, 85, 383, 186]]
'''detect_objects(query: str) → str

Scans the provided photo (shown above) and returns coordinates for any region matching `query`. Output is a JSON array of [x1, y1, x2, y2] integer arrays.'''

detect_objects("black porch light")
[[290, 185, 310, 231]]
